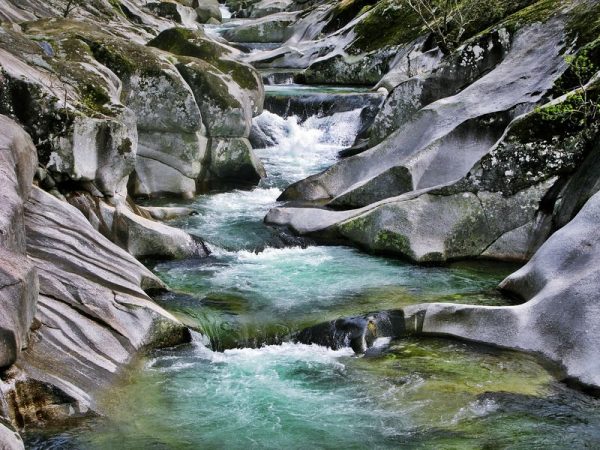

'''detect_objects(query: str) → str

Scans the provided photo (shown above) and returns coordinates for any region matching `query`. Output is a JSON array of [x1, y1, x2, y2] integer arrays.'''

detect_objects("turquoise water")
[[265, 84, 375, 95], [26, 89, 600, 449]]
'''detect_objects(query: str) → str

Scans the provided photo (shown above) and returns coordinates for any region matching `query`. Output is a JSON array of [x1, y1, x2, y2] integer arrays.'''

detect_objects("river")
[[26, 12, 600, 450]]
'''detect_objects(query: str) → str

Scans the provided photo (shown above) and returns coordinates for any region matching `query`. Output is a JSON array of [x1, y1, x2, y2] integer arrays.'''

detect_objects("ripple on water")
[[28, 338, 600, 449]]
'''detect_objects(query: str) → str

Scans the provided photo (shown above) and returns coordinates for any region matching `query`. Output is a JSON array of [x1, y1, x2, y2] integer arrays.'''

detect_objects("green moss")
[[148, 28, 222, 61], [87, 40, 135, 77], [322, 0, 379, 34], [553, 39, 600, 95], [350, 0, 424, 53], [148, 28, 259, 90], [374, 230, 415, 258], [79, 83, 111, 114], [565, 1, 600, 45], [351, 0, 539, 54], [338, 214, 370, 235], [500, 0, 566, 33], [117, 137, 133, 155], [176, 60, 242, 110], [107, 0, 126, 18]]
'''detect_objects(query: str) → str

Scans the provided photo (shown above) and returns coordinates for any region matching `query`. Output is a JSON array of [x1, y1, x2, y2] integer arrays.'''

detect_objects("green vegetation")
[[350, 0, 536, 54], [79, 83, 111, 115], [148, 28, 260, 91], [350, 0, 424, 53], [540, 43, 599, 136], [61, 0, 83, 18], [322, 0, 379, 34]]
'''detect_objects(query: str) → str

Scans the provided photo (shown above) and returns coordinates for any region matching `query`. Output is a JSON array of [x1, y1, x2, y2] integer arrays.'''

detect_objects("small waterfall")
[[176, 5, 199, 28], [262, 72, 296, 85], [219, 4, 232, 20], [251, 108, 364, 181], [251, 109, 364, 150]]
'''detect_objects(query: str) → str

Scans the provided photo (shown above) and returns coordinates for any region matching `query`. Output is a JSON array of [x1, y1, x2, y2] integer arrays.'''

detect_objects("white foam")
[[234, 246, 333, 265], [254, 108, 364, 183], [211, 342, 354, 365], [372, 337, 392, 349], [219, 5, 232, 19]]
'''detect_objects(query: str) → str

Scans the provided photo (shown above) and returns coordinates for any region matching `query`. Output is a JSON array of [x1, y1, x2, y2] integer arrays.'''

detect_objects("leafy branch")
[[403, 0, 503, 55]]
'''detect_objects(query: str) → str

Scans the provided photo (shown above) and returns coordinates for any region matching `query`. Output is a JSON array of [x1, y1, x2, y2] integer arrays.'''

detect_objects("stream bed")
[[27, 81, 600, 450]]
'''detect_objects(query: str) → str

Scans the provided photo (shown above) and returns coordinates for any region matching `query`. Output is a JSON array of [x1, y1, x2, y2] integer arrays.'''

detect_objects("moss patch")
[[148, 28, 260, 91], [350, 0, 424, 53]]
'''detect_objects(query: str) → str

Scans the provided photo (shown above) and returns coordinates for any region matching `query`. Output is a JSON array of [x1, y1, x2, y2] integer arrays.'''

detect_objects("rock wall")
[[0, 116, 191, 436], [267, 0, 600, 264], [399, 189, 600, 390]]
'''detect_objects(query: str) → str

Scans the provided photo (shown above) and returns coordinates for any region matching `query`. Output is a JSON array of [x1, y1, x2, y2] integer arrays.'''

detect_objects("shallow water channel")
[[28, 85, 600, 449]]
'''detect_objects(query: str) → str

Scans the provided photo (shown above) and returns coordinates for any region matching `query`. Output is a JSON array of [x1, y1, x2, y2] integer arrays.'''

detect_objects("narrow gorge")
[[1, 0, 600, 448]]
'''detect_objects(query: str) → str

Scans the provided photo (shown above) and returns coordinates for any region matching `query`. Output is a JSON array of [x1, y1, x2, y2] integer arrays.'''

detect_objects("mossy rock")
[[21, 19, 168, 79], [176, 58, 250, 137], [349, 0, 429, 53], [146, 2, 183, 22], [321, 0, 378, 34], [446, 83, 599, 198], [350, 0, 540, 55], [148, 27, 261, 92], [208, 137, 266, 183]]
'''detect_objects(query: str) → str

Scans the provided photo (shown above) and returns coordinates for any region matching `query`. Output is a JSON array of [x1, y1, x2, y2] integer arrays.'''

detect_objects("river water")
[[27, 82, 600, 449]]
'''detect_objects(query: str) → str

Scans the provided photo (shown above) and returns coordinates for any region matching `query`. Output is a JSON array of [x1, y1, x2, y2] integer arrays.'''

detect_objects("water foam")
[[253, 108, 364, 183]]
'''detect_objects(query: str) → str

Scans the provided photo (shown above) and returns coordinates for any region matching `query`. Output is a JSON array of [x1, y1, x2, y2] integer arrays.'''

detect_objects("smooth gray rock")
[[243, 0, 294, 18], [177, 59, 253, 138], [112, 206, 208, 259], [370, 30, 511, 145], [195, 0, 222, 23], [221, 12, 299, 43], [402, 189, 600, 389], [47, 112, 138, 200], [141, 206, 196, 220], [336, 180, 553, 263], [280, 20, 567, 207], [124, 62, 208, 197], [17, 187, 189, 415], [131, 156, 198, 198], [0, 115, 37, 253], [67, 192, 208, 259], [209, 137, 266, 183], [0, 116, 38, 369], [0, 249, 38, 369], [0, 422, 23, 450]]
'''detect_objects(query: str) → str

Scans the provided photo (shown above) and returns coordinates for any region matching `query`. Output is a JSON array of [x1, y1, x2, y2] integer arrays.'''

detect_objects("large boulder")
[[176, 59, 252, 137], [221, 11, 299, 43], [0, 116, 38, 370], [148, 28, 267, 183], [208, 137, 266, 184], [195, 0, 222, 23], [147, 27, 264, 117], [3, 187, 189, 423], [46, 112, 138, 201], [268, 73, 599, 263], [67, 191, 209, 260], [280, 18, 568, 206], [337, 180, 553, 263], [401, 189, 600, 389]]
